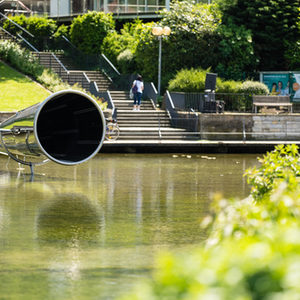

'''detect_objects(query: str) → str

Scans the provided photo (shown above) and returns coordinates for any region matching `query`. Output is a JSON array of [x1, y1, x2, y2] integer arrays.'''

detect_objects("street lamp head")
[[152, 26, 171, 36], [162, 26, 171, 36], [152, 26, 163, 36]]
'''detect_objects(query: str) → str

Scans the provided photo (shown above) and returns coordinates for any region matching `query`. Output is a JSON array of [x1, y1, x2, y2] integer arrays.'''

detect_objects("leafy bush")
[[53, 24, 70, 40], [117, 49, 135, 74], [245, 144, 300, 201], [168, 68, 208, 92], [168, 68, 242, 93], [216, 78, 242, 93], [121, 223, 300, 300], [0, 40, 43, 77], [69, 11, 114, 54], [238, 80, 269, 96], [3, 15, 57, 50]]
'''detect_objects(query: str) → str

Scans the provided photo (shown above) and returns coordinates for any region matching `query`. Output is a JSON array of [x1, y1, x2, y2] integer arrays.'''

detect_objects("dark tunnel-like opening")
[[35, 91, 105, 165]]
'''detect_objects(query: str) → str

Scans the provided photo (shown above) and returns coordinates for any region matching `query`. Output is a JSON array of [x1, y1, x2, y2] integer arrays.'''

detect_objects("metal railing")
[[89, 81, 117, 120], [144, 82, 158, 106], [168, 92, 253, 113], [165, 91, 199, 132]]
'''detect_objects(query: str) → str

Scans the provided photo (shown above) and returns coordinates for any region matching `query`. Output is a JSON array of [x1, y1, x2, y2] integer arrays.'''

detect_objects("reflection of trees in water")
[[95, 155, 254, 247], [37, 193, 102, 245]]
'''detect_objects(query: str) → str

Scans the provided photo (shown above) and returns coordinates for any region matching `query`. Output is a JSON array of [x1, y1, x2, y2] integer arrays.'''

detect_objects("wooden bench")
[[253, 95, 293, 113]]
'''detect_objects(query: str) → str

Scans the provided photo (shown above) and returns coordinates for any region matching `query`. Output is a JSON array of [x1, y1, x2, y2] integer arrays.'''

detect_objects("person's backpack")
[[132, 84, 138, 94]]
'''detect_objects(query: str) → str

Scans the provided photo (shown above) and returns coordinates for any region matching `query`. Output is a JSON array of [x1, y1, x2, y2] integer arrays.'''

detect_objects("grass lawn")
[[0, 61, 50, 111]]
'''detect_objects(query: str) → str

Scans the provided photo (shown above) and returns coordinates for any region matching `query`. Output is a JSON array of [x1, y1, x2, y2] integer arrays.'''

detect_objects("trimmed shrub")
[[168, 68, 208, 92], [238, 80, 269, 96], [168, 68, 242, 93], [69, 11, 114, 55], [216, 78, 242, 93]]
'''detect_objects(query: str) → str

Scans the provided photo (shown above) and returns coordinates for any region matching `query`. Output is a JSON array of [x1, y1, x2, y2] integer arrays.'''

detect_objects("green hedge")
[[168, 68, 243, 93]]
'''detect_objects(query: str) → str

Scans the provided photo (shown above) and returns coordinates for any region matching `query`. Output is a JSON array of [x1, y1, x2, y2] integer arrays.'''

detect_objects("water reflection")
[[36, 193, 102, 245], [0, 153, 259, 300]]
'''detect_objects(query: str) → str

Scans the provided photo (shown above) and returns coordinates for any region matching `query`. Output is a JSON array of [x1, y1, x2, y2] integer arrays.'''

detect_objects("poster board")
[[260, 72, 300, 102]]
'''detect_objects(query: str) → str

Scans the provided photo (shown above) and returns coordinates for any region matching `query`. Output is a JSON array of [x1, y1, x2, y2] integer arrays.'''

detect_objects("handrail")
[[107, 90, 117, 120], [166, 90, 199, 132], [51, 53, 69, 73], [101, 53, 120, 76], [0, 12, 34, 38], [166, 90, 176, 110], [83, 72, 90, 83], [144, 81, 158, 106], [89, 81, 117, 120], [0, 25, 16, 39], [16, 33, 38, 52], [62, 35, 77, 49]]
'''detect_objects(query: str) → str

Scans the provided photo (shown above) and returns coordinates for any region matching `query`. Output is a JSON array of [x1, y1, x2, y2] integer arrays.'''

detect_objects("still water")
[[0, 153, 259, 299]]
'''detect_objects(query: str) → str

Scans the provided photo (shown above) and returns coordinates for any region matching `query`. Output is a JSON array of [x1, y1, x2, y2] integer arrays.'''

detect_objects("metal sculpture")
[[0, 90, 106, 173]]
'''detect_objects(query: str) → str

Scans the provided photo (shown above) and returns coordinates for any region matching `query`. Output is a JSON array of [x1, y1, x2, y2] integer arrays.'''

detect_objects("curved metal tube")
[[0, 90, 106, 166]]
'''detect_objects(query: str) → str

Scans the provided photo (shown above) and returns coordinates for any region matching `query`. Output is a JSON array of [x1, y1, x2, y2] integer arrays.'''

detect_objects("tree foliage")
[[109, 1, 257, 86], [218, 0, 300, 71], [69, 11, 115, 54], [101, 20, 151, 67]]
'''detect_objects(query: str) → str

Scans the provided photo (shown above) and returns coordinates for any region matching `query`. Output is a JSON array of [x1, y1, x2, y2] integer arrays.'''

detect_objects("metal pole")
[[158, 36, 162, 96]]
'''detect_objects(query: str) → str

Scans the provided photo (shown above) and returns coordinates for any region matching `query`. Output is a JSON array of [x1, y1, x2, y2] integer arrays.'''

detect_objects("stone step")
[[117, 116, 170, 121], [115, 106, 154, 111], [118, 123, 171, 127], [118, 132, 199, 140], [117, 116, 169, 120]]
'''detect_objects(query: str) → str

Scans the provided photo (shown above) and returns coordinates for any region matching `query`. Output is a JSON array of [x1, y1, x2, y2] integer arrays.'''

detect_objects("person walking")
[[132, 75, 144, 111]]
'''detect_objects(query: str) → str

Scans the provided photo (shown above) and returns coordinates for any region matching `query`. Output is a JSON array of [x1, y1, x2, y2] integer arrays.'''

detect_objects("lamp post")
[[152, 26, 171, 96]]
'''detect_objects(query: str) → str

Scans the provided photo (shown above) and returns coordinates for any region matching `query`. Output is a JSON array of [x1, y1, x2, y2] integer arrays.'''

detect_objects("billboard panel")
[[260, 72, 300, 102]]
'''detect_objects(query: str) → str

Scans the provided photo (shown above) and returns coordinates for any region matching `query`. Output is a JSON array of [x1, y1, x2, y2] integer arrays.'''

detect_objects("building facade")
[[0, 0, 169, 17]]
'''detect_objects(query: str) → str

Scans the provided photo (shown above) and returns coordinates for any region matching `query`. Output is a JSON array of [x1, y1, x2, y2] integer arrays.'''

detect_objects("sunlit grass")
[[0, 61, 50, 111]]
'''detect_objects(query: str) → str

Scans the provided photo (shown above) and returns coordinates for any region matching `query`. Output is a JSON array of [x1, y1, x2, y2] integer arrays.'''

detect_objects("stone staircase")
[[32, 52, 112, 91], [32, 52, 63, 74], [84, 70, 111, 91], [110, 91, 197, 140]]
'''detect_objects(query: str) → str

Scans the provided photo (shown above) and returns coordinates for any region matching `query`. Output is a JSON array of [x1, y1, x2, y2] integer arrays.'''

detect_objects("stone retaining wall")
[[198, 113, 300, 141]]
